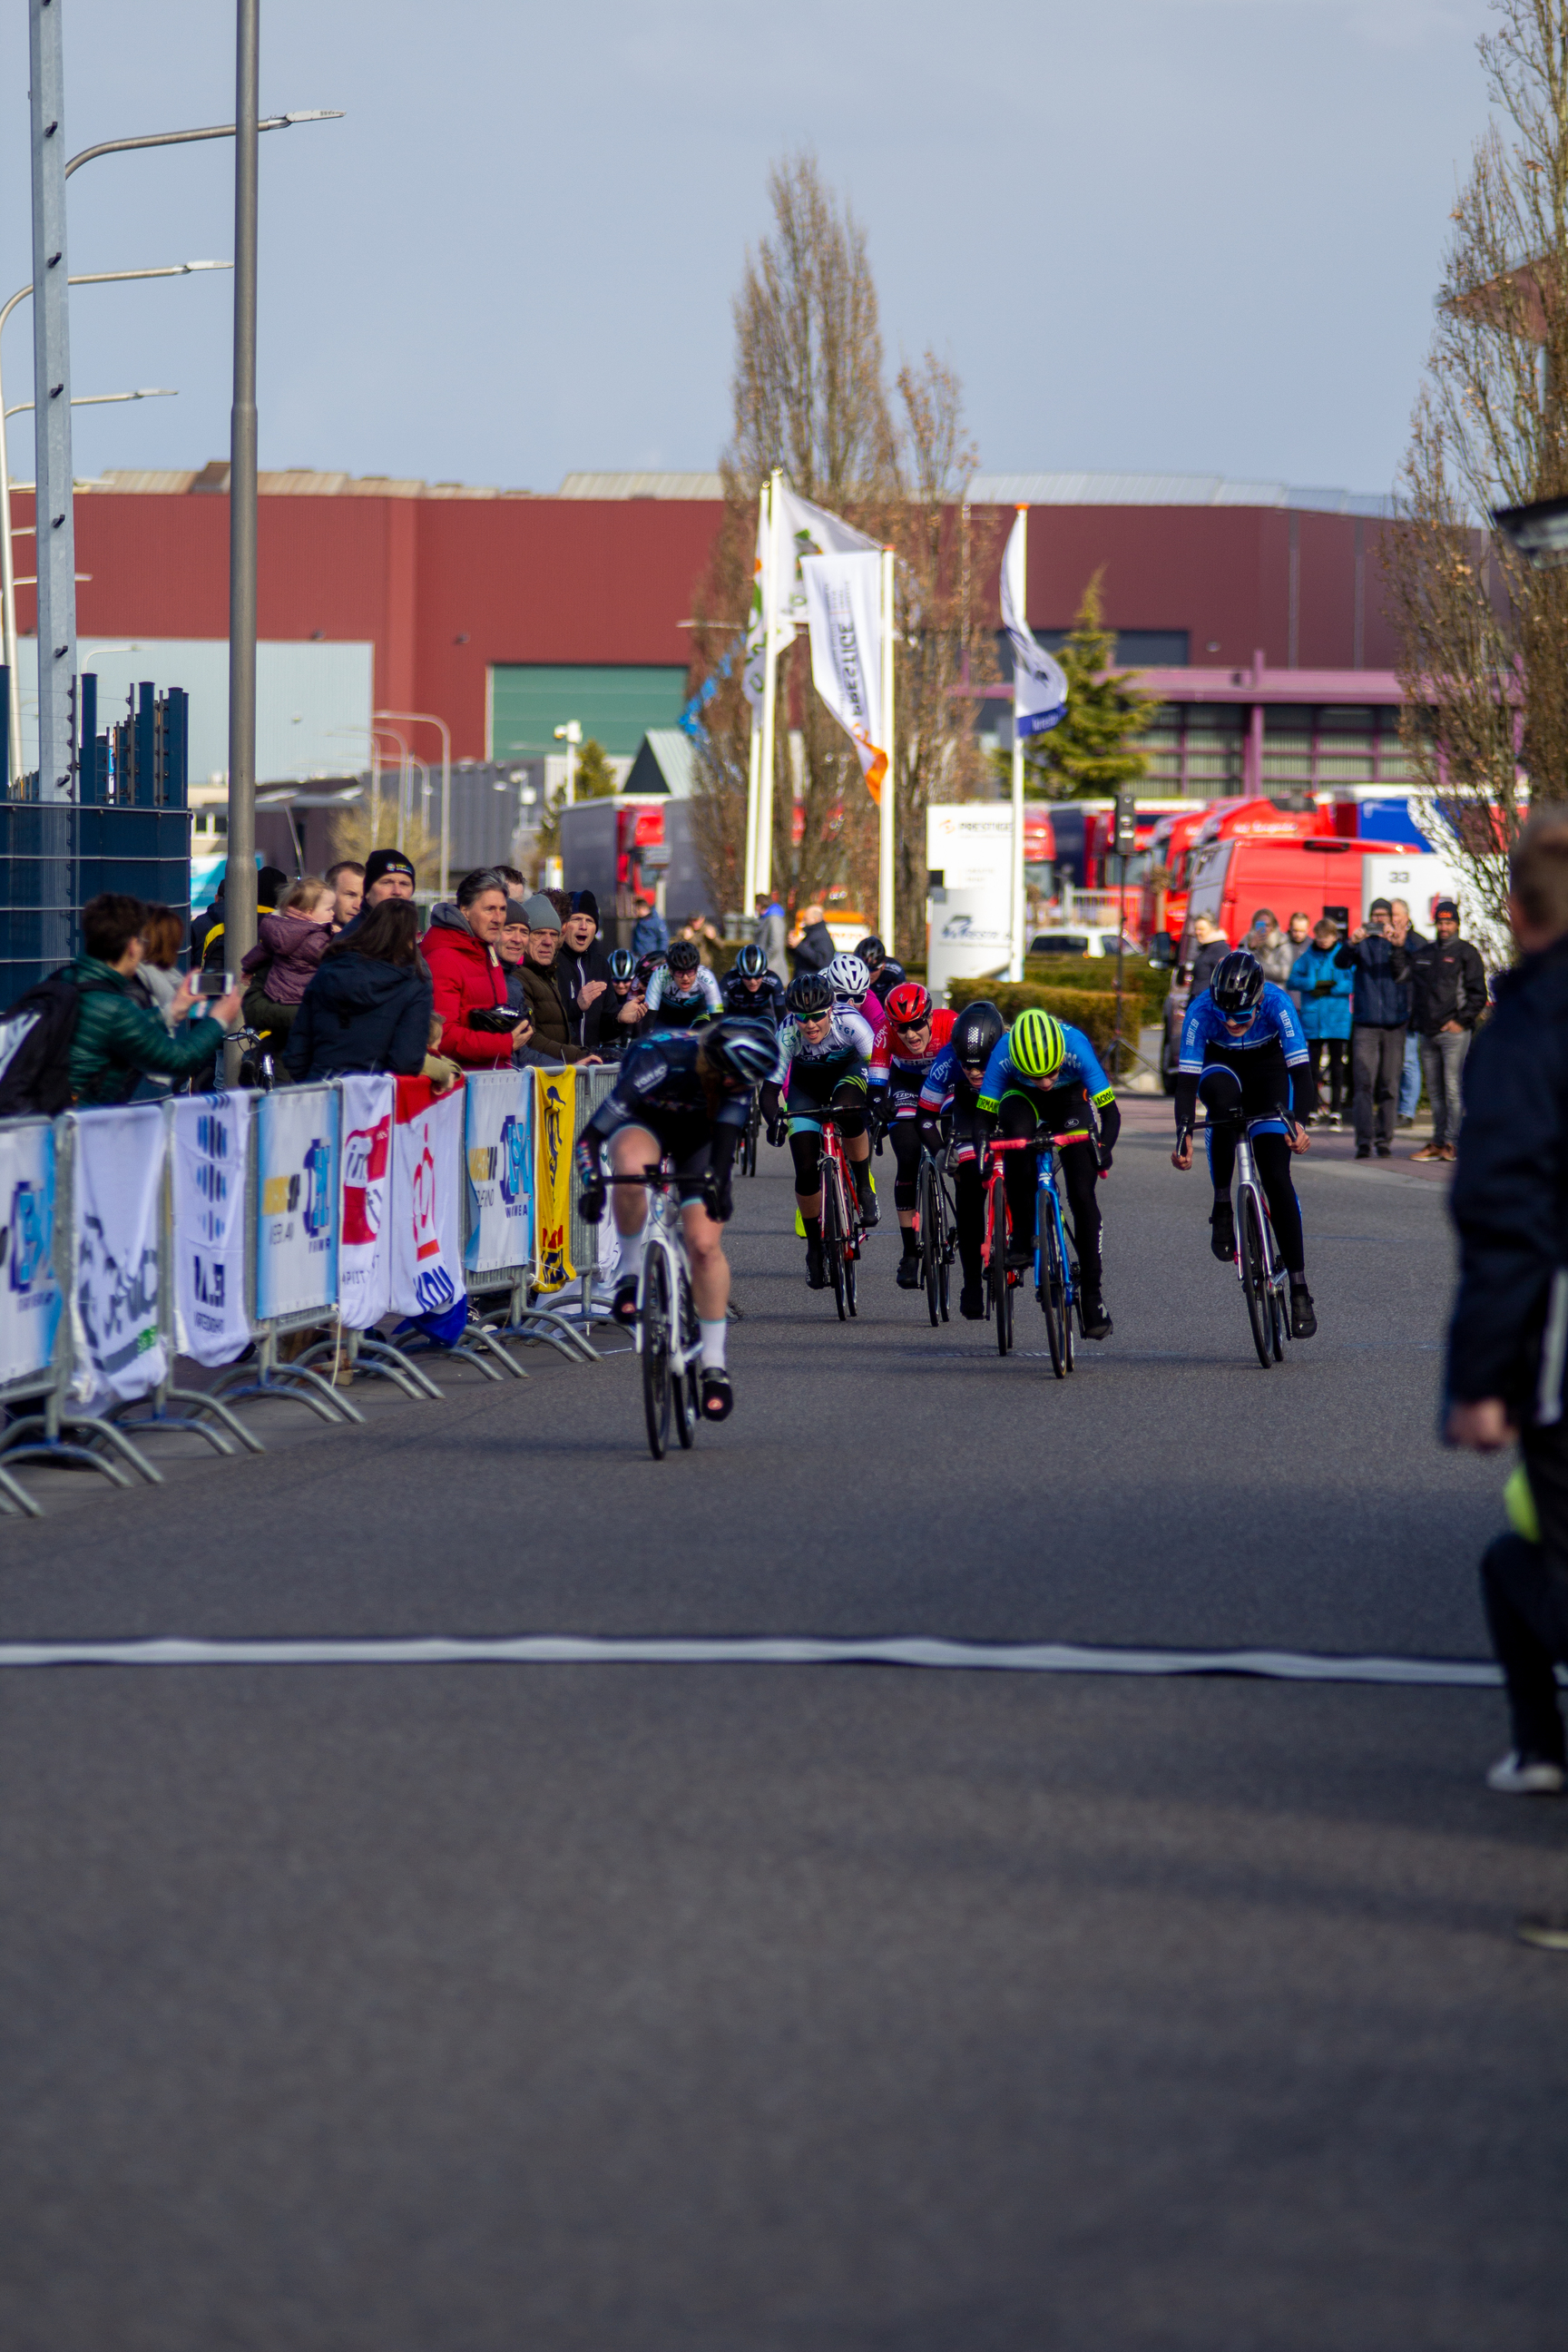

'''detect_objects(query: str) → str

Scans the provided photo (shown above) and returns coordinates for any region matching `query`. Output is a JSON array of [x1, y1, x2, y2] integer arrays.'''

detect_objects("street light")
[[64, 109, 344, 181], [554, 718, 582, 805], [377, 709, 453, 897], [0, 261, 230, 785]]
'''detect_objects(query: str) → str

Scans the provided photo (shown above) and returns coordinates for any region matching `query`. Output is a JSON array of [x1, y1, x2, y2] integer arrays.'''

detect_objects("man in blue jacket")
[[1335, 898, 1409, 1158], [1289, 916, 1355, 1125]]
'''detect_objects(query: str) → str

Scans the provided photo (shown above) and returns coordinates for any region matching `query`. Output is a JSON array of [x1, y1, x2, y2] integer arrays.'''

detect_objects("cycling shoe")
[[1289, 1286, 1318, 1338], [896, 1255, 921, 1289], [1080, 1294, 1112, 1340], [958, 1282, 985, 1320], [701, 1368, 734, 1420], [805, 1239, 828, 1289], [1210, 1201, 1235, 1262], [611, 1277, 640, 1326]]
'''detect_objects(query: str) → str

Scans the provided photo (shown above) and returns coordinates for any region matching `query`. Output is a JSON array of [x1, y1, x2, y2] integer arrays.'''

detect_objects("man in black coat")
[[1446, 816, 1568, 1800], [555, 888, 616, 1048], [1397, 896, 1486, 1161], [1334, 898, 1410, 1158]]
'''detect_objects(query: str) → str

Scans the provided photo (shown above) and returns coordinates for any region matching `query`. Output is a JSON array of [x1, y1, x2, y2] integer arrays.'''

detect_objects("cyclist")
[[575, 1015, 778, 1419], [825, 950, 885, 1033], [720, 938, 788, 1027], [1171, 946, 1318, 1338], [599, 946, 649, 1059], [644, 936, 722, 1027], [856, 934, 908, 1000], [975, 1006, 1120, 1341], [918, 998, 1006, 1319], [760, 970, 877, 1288], [869, 980, 956, 1288]]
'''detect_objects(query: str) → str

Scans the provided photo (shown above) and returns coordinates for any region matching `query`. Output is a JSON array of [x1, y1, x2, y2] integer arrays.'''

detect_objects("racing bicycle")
[[914, 1134, 956, 1327], [981, 1134, 1082, 1374], [608, 1165, 702, 1456], [739, 1085, 764, 1179], [1222, 1116, 1293, 1370], [816, 1106, 867, 1321], [980, 1138, 1024, 1355]]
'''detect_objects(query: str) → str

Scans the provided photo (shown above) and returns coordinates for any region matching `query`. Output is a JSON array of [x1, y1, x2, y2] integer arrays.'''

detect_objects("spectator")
[[196, 864, 289, 970], [287, 899, 432, 1081], [123, 904, 190, 1100], [1289, 916, 1355, 1124], [557, 888, 613, 1046], [362, 846, 417, 906], [240, 877, 335, 1051], [1335, 897, 1408, 1159], [544, 886, 573, 926], [1246, 907, 1294, 984], [1444, 812, 1568, 1801], [69, 894, 240, 1104], [1188, 913, 1229, 993], [326, 860, 364, 930], [495, 865, 526, 893], [421, 1014, 463, 1096], [517, 891, 599, 1063], [1400, 896, 1486, 1163], [755, 890, 789, 983], [1286, 911, 1311, 956], [1389, 897, 1428, 1125], [789, 902, 836, 975], [630, 892, 668, 958], [421, 868, 531, 1069], [496, 901, 531, 1013], [677, 909, 723, 965]]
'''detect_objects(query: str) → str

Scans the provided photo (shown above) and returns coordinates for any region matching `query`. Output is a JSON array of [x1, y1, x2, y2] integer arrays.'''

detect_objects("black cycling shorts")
[[601, 1108, 712, 1204]]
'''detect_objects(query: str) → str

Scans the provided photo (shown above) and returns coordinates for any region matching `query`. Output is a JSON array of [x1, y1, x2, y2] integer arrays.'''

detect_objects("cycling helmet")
[[786, 972, 834, 1021], [607, 947, 636, 983], [825, 951, 871, 1003], [735, 941, 768, 979], [634, 949, 668, 988], [854, 935, 887, 972], [886, 980, 931, 1028], [951, 999, 1005, 1068], [668, 938, 701, 974], [1010, 1007, 1067, 1081], [1210, 948, 1265, 1018], [701, 1018, 778, 1087]]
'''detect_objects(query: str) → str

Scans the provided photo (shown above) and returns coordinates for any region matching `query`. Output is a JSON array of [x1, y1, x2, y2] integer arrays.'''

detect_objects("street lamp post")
[[554, 718, 581, 804], [376, 710, 452, 897], [225, 0, 262, 975]]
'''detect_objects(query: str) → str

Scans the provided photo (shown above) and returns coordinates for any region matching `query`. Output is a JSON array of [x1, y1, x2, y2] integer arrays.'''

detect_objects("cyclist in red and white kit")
[[868, 981, 956, 1288]]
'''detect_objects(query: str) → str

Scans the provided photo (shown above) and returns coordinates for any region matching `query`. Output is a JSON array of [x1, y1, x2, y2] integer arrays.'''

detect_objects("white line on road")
[[0, 1634, 1505, 1685]]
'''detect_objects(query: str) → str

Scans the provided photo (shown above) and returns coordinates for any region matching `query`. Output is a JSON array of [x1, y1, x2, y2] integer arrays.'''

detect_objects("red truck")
[[1142, 796, 1328, 948]]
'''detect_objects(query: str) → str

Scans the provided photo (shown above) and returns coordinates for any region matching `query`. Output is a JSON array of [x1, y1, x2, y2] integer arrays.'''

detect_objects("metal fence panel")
[[464, 1069, 533, 1280], [0, 1113, 62, 1396], [254, 1083, 339, 1320]]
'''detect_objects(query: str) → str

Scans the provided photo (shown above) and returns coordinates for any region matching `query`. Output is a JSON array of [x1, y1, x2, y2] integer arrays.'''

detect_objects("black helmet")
[[1210, 949, 1265, 1017], [854, 935, 886, 971], [668, 938, 701, 974], [786, 972, 833, 1020], [736, 941, 768, 979], [951, 999, 1005, 1068], [634, 949, 667, 986], [607, 947, 635, 983], [702, 1018, 778, 1087]]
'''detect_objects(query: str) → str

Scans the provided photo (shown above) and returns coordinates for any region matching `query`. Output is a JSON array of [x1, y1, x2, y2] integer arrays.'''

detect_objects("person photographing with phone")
[[66, 894, 242, 1105]]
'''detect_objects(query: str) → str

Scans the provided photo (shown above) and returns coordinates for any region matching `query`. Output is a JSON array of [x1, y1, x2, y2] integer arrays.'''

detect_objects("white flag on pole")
[[1001, 509, 1067, 739], [743, 481, 879, 711], [799, 550, 888, 804]]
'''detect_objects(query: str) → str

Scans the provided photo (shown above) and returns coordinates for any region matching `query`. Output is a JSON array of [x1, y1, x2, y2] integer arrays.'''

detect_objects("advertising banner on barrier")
[[390, 1076, 467, 1320], [338, 1074, 395, 1330], [69, 1103, 167, 1405], [171, 1093, 253, 1367], [255, 1085, 339, 1321], [465, 1072, 531, 1277], [0, 1117, 62, 1387], [533, 1067, 575, 1291], [569, 1066, 621, 1284]]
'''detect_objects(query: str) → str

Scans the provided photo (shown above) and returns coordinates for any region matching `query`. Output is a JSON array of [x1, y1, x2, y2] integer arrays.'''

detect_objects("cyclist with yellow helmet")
[[975, 1006, 1120, 1339]]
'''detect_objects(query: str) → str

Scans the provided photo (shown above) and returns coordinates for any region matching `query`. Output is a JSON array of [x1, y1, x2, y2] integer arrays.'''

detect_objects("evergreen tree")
[[537, 737, 617, 857], [1021, 571, 1158, 799]]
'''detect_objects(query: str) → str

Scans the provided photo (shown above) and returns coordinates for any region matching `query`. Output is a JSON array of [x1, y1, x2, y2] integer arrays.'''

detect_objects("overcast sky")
[[0, 0, 1495, 500]]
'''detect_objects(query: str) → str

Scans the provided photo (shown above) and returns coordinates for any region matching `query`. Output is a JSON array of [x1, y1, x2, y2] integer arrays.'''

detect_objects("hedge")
[[946, 978, 1145, 1063]]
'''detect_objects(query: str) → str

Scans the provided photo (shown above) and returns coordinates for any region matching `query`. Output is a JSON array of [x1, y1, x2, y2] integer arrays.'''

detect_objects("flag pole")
[[879, 544, 896, 952], [1009, 504, 1028, 983], [756, 466, 782, 903], [743, 712, 761, 915]]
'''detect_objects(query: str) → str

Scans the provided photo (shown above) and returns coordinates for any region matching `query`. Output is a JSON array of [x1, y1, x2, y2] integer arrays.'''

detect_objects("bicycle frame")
[[605, 1162, 702, 1454], [1231, 1123, 1291, 1368]]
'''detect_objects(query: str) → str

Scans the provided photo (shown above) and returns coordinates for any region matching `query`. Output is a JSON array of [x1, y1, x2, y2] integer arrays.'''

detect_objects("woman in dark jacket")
[[285, 899, 433, 1082]]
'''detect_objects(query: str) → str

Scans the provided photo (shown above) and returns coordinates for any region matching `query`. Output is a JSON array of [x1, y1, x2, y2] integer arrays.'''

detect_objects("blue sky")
[[0, 0, 1494, 498]]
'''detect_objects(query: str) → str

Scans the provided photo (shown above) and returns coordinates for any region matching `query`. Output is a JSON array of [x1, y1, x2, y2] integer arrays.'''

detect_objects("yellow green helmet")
[[1011, 1007, 1066, 1080]]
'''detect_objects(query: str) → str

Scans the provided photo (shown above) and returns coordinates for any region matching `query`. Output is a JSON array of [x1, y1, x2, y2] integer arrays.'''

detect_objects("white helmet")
[[826, 951, 871, 1004]]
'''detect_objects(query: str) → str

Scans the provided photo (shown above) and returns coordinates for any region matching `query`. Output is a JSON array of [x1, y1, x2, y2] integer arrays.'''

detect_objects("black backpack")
[[0, 970, 81, 1117]]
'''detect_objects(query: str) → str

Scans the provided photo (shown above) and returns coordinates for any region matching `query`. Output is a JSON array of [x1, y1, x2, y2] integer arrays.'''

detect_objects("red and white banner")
[[389, 1076, 467, 1321], [338, 1074, 395, 1330]]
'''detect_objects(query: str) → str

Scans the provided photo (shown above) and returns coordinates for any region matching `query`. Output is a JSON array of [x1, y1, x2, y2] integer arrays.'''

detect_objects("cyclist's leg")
[[889, 1114, 923, 1276], [1056, 1137, 1103, 1293], [787, 1073, 831, 1280], [1251, 1131, 1305, 1273], [949, 1131, 985, 1314], [832, 1075, 877, 1222], [997, 1090, 1040, 1261], [671, 1130, 734, 1405], [1197, 1064, 1242, 1257], [607, 1121, 659, 1315]]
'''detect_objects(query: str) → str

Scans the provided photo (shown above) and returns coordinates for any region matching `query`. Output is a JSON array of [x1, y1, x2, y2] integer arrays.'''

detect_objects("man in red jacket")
[[420, 868, 531, 1068]]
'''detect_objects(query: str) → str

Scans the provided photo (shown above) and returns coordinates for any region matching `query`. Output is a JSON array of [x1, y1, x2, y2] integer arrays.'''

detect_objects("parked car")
[[1028, 926, 1139, 959]]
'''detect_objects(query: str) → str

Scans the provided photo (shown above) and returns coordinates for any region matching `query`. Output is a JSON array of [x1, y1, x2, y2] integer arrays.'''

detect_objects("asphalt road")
[[3, 1102, 1564, 2349]]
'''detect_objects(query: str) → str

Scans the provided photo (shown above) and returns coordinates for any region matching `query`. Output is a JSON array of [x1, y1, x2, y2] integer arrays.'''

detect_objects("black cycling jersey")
[[720, 967, 787, 1026]]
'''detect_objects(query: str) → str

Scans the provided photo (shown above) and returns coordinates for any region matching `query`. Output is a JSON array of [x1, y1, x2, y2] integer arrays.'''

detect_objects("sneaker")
[[1080, 1293, 1112, 1340], [700, 1368, 734, 1421], [1397, 1113, 1416, 1129], [958, 1282, 985, 1320], [896, 1255, 921, 1289], [1376, 1143, 1392, 1158], [1409, 1142, 1445, 1161], [1439, 1142, 1457, 1162], [612, 1277, 640, 1327], [1210, 1200, 1235, 1262], [1289, 1286, 1318, 1338], [1355, 1143, 1370, 1160], [1486, 1751, 1566, 1795], [805, 1239, 828, 1289]]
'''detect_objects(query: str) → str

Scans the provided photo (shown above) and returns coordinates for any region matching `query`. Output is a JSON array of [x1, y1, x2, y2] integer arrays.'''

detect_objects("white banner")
[[338, 1074, 394, 1330], [799, 549, 887, 803], [0, 1118, 62, 1387], [1001, 510, 1068, 740], [69, 1103, 166, 1406], [255, 1084, 338, 1321], [743, 481, 879, 710], [171, 1093, 253, 1367], [464, 1071, 531, 1278], [390, 1076, 467, 1319]]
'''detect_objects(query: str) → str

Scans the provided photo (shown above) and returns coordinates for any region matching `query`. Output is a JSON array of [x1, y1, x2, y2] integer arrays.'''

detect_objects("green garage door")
[[489, 665, 688, 760]]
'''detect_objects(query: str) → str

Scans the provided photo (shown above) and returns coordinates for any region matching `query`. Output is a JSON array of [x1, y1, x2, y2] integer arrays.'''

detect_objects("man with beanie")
[[361, 847, 416, 906], [556, 888, 614, 1049], [518, 891, 599, 1063], [1335, 897, 1409, 1159]]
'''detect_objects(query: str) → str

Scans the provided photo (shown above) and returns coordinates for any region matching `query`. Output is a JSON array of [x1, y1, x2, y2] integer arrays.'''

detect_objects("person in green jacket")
[[68, 894, 242, 1106]]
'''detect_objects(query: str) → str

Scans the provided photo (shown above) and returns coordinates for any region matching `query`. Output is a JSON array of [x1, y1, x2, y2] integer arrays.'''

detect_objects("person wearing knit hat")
[[559, 887, 615, 1049], [521, 890, 560, 931], [363, 847, 417, 903]]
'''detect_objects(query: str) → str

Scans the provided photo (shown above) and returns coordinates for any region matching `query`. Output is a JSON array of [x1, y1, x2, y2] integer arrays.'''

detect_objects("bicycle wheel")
[[918, 1161, 941, 1327], [822, 1166, 848, 1320], [641, 1248, 673, 1456], [1238, 1187, 1274, 1369], [1038, 1198, 1067, 1378], [844, 1212, 858, 1317], [671, 1267, 698, 1446], [936, 1171, 954, 1322]]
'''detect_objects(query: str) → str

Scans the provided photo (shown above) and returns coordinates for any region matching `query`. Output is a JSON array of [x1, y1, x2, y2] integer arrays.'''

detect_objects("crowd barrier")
[[0, 1063, 622, 1516]]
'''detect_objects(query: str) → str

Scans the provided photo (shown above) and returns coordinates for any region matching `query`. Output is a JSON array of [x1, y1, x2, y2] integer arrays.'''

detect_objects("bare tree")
[[1386, 0, 1568, 947]]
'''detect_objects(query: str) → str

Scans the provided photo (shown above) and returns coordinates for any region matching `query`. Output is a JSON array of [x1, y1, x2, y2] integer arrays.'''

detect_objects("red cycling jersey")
[[870, 1006, 956, 1095]]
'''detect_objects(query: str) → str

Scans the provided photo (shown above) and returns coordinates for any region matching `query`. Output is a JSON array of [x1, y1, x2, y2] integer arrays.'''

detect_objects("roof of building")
[[623, 730, 697, 799], [966, 472, 1393, 517]]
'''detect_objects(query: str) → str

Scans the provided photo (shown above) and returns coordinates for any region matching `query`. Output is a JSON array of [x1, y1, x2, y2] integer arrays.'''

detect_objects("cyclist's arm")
[[698, 967, 723, 1014], [975, 1037, 1010, 1120]]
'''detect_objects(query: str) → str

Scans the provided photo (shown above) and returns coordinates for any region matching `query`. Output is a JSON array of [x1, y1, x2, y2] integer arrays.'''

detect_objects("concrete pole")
[[1008, 507, 1027, 984], [755, 468, 781, 902], [29, 0, 76, 804], [225, 0, 260, 972]]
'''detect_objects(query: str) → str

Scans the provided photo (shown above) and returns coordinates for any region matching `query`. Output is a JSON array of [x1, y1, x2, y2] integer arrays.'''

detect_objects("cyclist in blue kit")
[[974, 1007, 1120, 1340], [1171, 947, 1319, 1338]]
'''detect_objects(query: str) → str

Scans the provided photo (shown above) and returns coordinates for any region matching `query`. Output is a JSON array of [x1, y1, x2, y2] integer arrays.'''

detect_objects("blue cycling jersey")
[[1178, 982, 1309, 1076], [976, 1023, 1114, 1117]]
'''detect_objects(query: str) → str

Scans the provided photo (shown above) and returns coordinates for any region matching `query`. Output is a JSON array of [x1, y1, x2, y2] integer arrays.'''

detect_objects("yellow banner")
[[532, 1067, 575, 1292]]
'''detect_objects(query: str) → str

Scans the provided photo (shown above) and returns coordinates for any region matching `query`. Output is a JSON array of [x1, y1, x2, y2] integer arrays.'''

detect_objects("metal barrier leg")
[[297, 1327, 444, 1402], [210, 1330, 364, 1426], [0, 1415, 137, 1489], [0, 1462, 43, 1516]]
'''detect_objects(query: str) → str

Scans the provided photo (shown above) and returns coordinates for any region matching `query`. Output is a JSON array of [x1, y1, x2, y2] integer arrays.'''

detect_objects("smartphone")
[[195, 969, 234, 997]]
